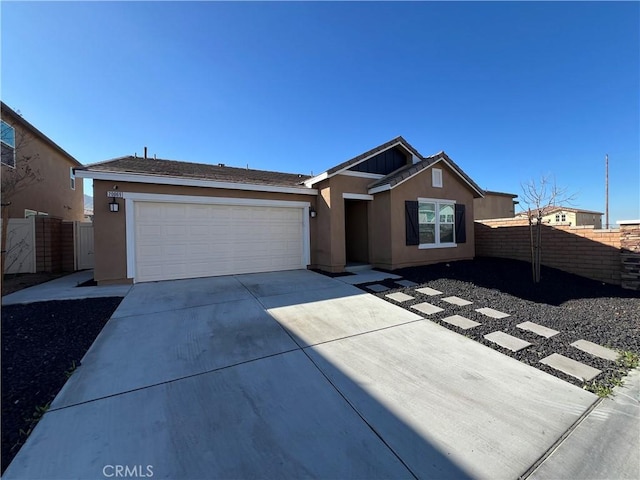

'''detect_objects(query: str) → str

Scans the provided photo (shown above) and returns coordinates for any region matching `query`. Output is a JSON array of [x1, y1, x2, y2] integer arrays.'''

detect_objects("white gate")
[[75, 222, 94, 270], [4, 217, 36, 274]]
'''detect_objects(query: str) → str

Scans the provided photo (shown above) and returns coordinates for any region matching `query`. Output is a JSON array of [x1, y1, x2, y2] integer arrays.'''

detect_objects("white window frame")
[[417, 197, 457, 249], [560, 213, 566, 222], [432, 168, 443, 188], [70, 167, 76, 190], [1, 120, 16, 168]]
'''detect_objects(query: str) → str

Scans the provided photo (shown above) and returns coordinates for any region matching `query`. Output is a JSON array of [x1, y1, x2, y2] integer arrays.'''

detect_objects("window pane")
[[418, 203, 436, 224], [1, 142, 15, 167], [419, 224, 435, 244], [440, 224, 454, 243], [1, 121, 15, 148], [439, 204, 454, 223]]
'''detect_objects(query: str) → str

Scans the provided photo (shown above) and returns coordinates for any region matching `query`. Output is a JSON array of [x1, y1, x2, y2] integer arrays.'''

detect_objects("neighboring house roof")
[[516, 206, 604, 217], [76, 156, 314, 193], [0, 101, 82, 167]]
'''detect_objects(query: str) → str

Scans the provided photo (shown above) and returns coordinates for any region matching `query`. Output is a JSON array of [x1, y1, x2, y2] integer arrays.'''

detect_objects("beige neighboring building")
[[474, 190, 518, 220], [1, 101, 84, 221], [76, 136, 484, 285], [516, 206, 603, 228]]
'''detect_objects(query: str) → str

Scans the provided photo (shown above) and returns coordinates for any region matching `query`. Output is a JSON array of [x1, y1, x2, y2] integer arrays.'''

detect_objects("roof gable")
[[348, 146, 410, 176], [305, 136, 422, 186], [368, 151, 484, 198]]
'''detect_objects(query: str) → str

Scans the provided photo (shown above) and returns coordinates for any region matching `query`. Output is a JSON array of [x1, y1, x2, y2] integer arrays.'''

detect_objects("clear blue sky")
[[2, 1, 638, 223]]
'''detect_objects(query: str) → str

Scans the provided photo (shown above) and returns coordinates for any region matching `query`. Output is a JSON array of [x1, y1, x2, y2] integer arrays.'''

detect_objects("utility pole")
[[605, 154, 609, 229]]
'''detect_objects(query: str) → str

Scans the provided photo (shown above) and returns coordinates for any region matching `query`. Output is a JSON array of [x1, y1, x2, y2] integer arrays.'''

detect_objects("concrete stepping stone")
[[367, 284, 389, 293], [540, 353, 602, 382], [475, 307, 510, 319], [484, 331, 532, 352], [385, 292, 414, 303], [516, 321, 559, 339], [395, 280, 417, 288], [416, 287, 442, 296], [441, 315, 480, 330], [411, 302, 444, 315], [442, 296, 473, 306], [571, 340, 619, 361]]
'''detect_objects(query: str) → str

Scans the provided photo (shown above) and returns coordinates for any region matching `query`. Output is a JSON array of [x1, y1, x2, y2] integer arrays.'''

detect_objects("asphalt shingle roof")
[[79, 156, 312, 188]]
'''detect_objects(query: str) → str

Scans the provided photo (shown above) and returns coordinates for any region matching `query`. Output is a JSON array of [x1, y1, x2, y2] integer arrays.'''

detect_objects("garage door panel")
[[135, 201, 306, 282]]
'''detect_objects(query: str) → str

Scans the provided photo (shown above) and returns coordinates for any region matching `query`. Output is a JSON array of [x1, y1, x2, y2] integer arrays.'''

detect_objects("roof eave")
[[76, 169, 318, 196]]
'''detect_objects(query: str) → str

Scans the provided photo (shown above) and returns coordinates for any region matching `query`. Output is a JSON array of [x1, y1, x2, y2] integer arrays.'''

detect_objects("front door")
[[345, 200, 369, 264]]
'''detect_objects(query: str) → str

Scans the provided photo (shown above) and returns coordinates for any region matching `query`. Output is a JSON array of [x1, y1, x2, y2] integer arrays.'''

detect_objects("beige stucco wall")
[[312, 174, 372, 272], [474, 193, 516, 220], [1, 116, 84, 221], [314, 167, 477, 272], [92, 180, 317, 284], [384, 163, 476, 270]]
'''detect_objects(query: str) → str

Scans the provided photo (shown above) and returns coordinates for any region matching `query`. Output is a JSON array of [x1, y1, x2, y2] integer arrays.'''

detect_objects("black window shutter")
[[455, 203, 466, 243], [405, 201, 419, 246]]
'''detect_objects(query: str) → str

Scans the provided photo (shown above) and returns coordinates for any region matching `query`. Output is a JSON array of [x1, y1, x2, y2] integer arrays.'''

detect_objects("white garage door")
[[134, 201, 306, 282]]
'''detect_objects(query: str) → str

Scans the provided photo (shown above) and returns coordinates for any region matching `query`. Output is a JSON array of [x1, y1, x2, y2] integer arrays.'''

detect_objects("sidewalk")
[[2, 270, 132, 305], [529, 367, 640, 479]]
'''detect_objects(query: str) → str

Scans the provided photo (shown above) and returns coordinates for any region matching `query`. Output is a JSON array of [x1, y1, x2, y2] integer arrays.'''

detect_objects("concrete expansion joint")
[[47, 348, 300, 413], [518, 396, 604, 480], [301, 316, 427, 350]]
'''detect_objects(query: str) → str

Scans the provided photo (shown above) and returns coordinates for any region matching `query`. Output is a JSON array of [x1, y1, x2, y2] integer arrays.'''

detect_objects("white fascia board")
[[368, 184, 391, 195], [77, 170, 317, 196], [617, 220, 640, 225], [338, 171, 384, 180], [303, 171, 328, 187], [123, 192, 311, 209], [342, 193, 374, 201]]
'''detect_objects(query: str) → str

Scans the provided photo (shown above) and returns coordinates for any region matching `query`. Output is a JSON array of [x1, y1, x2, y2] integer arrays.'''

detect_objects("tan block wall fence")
[[475, 218, 640, 290]]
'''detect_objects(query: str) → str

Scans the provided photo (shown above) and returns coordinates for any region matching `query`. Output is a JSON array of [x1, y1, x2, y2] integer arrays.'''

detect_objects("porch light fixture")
[[109, 197, 120, 213], [309, 206, 317, 218]]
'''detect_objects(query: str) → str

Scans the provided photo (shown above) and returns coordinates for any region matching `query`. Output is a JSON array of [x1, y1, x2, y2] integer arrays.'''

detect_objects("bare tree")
[[1, 122, 43, 276], [520, 175, 576, 283]]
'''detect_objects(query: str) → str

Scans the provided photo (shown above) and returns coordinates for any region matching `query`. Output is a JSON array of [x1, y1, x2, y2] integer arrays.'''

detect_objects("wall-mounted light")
[[310, 206, 317, 218], [109, 197, 120, 213]]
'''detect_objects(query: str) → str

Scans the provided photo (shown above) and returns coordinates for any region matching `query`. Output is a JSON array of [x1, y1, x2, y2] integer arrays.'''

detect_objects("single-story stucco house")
[[76, 136, 484, 285]]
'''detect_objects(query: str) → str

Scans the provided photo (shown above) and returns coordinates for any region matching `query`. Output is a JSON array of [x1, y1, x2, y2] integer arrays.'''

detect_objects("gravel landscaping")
[[1, 297, 123, 473], [359, 257, 640, 394]]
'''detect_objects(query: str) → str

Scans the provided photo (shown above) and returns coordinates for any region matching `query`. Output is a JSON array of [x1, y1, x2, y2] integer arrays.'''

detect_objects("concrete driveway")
[[3, 270, 597, 479]]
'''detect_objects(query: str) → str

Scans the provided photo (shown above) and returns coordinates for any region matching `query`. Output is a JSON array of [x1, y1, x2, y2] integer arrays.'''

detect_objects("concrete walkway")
[[529, 367, 640, 480], [3, 270, 599, 479], [2, 270, 132, 305]]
